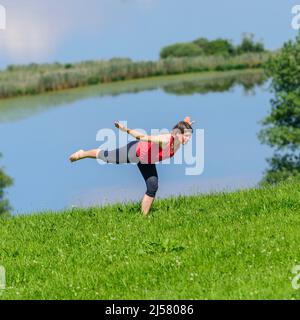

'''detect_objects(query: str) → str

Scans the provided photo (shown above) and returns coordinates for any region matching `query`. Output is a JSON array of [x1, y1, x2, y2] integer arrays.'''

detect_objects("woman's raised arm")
[[114, 121, 170, 144]]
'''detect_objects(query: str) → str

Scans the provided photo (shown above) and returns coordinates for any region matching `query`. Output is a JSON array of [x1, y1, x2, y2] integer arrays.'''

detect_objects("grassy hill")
[[1, 180, 300, 300]]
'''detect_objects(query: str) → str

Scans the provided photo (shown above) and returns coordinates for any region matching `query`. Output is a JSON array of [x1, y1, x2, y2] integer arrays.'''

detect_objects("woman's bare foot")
[[69, 149, 85, 162]]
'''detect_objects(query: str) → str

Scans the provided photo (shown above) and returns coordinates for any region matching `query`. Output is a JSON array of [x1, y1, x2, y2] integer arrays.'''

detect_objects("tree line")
[[160, 33, 266, 59]]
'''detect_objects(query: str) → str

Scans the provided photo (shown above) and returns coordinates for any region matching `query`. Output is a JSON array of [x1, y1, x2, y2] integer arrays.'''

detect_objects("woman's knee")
[[146, 176, 159, 197]]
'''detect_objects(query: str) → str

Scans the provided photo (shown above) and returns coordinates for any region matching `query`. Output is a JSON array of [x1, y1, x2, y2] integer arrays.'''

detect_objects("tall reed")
[[0, 53, 273, 99]]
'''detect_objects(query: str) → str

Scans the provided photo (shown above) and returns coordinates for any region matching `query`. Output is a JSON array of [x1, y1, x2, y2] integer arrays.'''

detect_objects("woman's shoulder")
[[159, 133, 172, 144], [146, 133, 172, 145]]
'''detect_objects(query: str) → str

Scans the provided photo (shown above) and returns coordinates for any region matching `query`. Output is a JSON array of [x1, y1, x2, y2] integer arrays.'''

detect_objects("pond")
[[0, 69, 273, 215]]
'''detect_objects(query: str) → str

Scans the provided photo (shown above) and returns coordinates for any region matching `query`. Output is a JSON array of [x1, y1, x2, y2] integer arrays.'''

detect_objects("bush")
[[0, 153, 13, 217], [160, 34, 266, 59], [194, 38, 235, 56], [258, 31, 300, 185], [236, 33, 265, 54], [160, 43, 204, 59], [259, 31, 300, 150]]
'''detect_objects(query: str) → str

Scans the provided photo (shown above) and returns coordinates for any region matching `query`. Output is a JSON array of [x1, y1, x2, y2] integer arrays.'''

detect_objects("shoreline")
[[0, 67, 266, 103]]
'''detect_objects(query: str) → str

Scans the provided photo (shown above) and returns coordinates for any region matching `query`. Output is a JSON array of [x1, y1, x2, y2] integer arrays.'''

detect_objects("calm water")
[[0, 70, 272, 215]]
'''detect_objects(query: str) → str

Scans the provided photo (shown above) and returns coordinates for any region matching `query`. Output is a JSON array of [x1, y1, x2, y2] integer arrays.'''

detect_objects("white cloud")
[[0, 4, 6, 30], [1, 16, 63, 62], [0, 0, 108, 64], [0, 0, 157, 65]]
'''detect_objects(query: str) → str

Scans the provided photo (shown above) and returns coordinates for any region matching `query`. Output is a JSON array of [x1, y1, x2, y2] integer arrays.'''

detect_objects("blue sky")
[[0, 0, 298, 69]]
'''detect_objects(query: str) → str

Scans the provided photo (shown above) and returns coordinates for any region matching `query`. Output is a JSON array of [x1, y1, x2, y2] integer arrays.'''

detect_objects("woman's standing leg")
[[137, 163, 158, 216]]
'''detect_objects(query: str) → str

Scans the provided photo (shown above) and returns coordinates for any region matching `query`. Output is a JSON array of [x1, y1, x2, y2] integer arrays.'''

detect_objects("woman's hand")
[[114, 121, 127, 132]]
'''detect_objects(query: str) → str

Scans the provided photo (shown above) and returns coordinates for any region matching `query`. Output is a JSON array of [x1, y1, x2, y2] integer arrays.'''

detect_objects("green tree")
[[259, 31, 300, 185], [160, 35, 265, 59], [236, 33, 265, 54], [260, 153, 300, 186], [0, 153, 13, 217], [192, 37, 209, 48], [160, 43, 203, 59], [259, 32, 300, 150], [194, 38, 235, 56]]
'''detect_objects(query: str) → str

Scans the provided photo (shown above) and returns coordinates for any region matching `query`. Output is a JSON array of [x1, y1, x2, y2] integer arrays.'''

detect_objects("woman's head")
[[172, 116, 194, 145]]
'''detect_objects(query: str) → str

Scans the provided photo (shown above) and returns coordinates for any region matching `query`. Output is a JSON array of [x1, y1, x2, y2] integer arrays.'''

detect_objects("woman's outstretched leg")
[[69, 149, 99, 162], [70, 141, 139, 164]]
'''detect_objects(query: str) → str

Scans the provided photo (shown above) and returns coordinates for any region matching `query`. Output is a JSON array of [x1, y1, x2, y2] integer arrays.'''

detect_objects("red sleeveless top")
[[136, 135, 175, 164]]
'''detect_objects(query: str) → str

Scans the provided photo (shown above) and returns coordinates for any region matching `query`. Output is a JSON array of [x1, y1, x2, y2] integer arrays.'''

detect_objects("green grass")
[[1, 180, 300, 300]]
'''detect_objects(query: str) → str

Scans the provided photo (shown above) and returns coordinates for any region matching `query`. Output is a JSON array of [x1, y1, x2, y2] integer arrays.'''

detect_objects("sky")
[[0, 0, 299, 69]]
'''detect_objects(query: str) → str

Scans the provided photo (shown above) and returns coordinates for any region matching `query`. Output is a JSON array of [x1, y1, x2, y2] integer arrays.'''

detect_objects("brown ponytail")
[[172, 121, 193, 134]]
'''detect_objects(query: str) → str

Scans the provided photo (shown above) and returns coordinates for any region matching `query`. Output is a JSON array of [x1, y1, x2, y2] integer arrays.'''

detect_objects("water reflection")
[[0, 69, 266, 123], [164, 70, 266, 95]]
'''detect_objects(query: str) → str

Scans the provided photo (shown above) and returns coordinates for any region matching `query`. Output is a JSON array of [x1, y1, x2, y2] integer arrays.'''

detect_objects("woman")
[[69, 116, 194, 215]]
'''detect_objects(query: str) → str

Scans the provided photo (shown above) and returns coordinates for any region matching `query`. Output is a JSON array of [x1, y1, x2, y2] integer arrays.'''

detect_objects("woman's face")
[[177, 131, 192, 145]]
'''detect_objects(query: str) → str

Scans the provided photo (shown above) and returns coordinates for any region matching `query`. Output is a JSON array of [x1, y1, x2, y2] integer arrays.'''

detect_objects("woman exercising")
[[69, 116, 194, 215]]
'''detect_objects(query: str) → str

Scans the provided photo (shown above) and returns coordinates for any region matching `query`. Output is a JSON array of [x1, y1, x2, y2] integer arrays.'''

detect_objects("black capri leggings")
[[97, 141, 159, 198]]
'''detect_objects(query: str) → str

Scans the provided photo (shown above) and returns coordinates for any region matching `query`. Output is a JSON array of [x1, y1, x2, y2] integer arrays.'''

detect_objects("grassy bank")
[[0, 52, 272, 99], [1, 180, 300, 299], [0, 68, 266, 123]]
